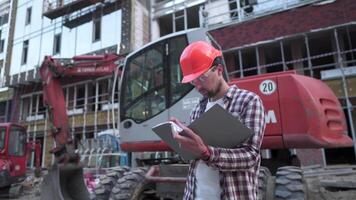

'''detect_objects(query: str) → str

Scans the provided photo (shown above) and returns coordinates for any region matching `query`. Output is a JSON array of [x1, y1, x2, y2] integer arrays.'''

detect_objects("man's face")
[[190, 65, 221, 98]]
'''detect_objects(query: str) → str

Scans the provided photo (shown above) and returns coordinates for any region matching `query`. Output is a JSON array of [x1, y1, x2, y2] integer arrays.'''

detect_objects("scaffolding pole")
[[304, 34, 313, 77], [255, 47, 260, 74], [26, 96, 33, 168], [106, 79, 110, 130], [94, 81, 99, 138], [238, 50, 243, 77], [30, 94, 40, 168], [72, 85, 77, 140], [334, 28, 356, 158], [280, 40, 288, 71], [83, 83, 88, 140], [42, 109, 48, 168]]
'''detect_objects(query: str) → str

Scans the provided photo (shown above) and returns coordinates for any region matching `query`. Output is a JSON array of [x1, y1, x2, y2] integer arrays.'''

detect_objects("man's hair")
[[212, 56, 223, 67]]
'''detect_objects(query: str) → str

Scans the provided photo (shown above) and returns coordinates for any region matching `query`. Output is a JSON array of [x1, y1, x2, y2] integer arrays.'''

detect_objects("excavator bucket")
[[41, 163, 89, 200]]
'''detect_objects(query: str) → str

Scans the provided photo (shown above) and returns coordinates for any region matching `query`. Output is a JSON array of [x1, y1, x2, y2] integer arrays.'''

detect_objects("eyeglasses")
[[190, 66, 217, 86]]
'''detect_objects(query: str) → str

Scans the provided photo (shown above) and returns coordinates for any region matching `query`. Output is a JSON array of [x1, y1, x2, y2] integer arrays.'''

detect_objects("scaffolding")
[[202, 0, 329, 29], [19, 75, 120, 168], [42, 0, 104, 19], [221, 23, 356, 160]]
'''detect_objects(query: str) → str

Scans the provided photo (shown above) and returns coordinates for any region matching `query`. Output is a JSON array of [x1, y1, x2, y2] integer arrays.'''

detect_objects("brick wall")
[[209, 0, 356, 50]]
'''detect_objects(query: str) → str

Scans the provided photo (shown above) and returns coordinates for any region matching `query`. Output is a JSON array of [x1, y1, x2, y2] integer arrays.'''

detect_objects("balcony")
[[43, 0, 104, 19], [0, 0, 10, 14], [202, 0, 331, 29]]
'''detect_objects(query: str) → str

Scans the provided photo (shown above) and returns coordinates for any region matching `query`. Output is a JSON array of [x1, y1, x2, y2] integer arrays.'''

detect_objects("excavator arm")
[[39, 54, 121, 200], [39, 54, 120, 163]]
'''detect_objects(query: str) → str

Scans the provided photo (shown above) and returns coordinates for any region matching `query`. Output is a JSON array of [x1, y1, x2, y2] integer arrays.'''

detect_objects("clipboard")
[[152, 104, 253, 160]]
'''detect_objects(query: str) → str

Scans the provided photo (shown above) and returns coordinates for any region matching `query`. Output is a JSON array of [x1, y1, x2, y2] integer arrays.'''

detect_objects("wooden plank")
[[323, 76, 356, 98], [320, 178, 356, 189]]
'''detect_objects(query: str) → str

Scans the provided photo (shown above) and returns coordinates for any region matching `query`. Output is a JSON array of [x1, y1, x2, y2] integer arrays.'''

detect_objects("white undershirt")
[[195, 98, 224, 200]]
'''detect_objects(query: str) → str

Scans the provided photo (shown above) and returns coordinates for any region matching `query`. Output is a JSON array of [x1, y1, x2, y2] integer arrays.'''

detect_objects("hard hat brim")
[[181, 67, 210, 83]]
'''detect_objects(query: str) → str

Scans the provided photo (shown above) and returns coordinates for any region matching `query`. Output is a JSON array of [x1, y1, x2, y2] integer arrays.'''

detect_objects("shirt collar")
[[198, 85, 238, 108]]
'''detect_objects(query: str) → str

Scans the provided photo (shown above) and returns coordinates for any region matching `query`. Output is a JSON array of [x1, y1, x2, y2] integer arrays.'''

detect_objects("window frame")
[[0, 29, 4, 53], [0, 127, 6, 150], [21, 40, 29, 65], [8, 126, 26, 157], [53, 33, 61, 55], [25, 7, 32, 25], [92, 18, 101, 42], [120, 35, 193, 123]]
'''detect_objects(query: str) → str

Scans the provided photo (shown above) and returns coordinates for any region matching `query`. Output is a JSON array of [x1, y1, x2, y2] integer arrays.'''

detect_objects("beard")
[[206, 81, 222, 98]]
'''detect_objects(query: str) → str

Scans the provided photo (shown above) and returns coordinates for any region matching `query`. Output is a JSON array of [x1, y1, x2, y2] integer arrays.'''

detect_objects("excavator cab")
[[119, 29, 209, 152], [0, 123, 27, 197]]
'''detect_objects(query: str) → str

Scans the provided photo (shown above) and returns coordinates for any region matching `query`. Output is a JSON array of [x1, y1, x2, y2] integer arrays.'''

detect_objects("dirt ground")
[[3, 165, 356, 200], [306, 176, 356, 200], [303, 165, 356, 200], [305, 174, 356, 199]]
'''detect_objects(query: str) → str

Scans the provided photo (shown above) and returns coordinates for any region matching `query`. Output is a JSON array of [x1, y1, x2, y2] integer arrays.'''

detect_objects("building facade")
[[2, 0, 150, 168], [203, 0, 356, 165], [0, 0, 12, 123]]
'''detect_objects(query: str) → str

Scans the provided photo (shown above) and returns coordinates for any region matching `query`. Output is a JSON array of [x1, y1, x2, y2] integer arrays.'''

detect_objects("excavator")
[[23, 28, 353, 199], [0, 123, 41, 198], [114, 28, 354, 200], [38, 54, 121, 200]]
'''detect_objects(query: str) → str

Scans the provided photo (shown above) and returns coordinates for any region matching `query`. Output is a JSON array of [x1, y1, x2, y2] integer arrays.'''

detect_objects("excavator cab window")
[[0, 127, 5, 150], [168, 36, 193, 104], [8, 127, 26, 157], [121, 35, 192, 123], [122, 42, 166, 122]]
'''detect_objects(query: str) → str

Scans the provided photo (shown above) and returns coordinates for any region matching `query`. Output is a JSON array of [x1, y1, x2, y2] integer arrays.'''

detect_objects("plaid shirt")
[[183, 85, 266, 200]]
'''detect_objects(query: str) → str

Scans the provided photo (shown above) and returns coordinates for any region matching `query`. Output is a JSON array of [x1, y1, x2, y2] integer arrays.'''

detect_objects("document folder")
[[152, 104, 253, 160]]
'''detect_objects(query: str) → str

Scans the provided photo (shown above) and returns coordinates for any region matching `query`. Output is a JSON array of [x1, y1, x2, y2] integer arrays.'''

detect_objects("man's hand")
[[170, 117, 211, 160]]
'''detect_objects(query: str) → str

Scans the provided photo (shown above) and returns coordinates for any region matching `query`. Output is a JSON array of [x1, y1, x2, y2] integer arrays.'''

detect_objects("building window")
[[0, 13, 9, 25], [0, 40, 4, 53], [158, 5, 200, 37], [21, 40, 29, 65], [93, 18, 101, 42], [53, 34, 61, 55], [0, 30, 4, 53], [25, 7, 32, 25]]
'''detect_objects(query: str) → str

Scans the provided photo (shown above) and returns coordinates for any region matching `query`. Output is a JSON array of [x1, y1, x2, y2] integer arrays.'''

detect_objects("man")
[[171, 41, 266, 200]]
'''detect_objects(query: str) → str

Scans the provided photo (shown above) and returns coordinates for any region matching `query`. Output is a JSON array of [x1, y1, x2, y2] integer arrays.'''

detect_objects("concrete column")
[[224, 53, 236, 79], [290, 39, 305, 75], [4, 0, 17, 80], [120, 0, 133, 54], [257, 47, 267, 74]]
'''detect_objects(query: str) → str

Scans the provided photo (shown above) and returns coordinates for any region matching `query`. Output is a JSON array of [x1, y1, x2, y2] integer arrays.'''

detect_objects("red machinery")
[[32, 28, 353, 200], [38, 54, 121, 200], [0, 123, 41, 198], [232, 71, 352, 149], [115, 29, 354, 199]]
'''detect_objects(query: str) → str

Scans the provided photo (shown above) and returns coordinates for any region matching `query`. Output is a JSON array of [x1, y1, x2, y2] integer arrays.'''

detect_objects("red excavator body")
[[0, 123, 41, 197], [231, 71, 352, 149]]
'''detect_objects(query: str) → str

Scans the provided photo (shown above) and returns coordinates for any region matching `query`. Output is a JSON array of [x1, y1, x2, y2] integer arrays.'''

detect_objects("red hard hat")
[[180, 41, 222, 83]]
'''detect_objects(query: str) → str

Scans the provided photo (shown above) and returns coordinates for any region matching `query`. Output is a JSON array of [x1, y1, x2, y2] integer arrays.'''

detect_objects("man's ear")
[[217, 64, 224, 75]]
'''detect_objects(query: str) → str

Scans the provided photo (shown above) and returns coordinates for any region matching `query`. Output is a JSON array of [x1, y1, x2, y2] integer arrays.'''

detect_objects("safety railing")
[[43, 0, 73, 11], [42, 0, 104, 19], [202, 0, 330, 28], [228, 48, 356, 79]]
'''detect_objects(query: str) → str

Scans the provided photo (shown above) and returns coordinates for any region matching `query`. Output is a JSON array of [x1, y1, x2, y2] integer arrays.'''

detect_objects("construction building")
[[0, 0, 151, 168], [0, 0, 355, 169], [0, 0, 11, 122]]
